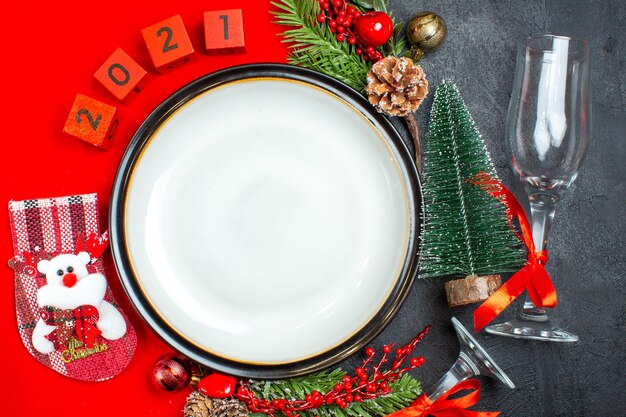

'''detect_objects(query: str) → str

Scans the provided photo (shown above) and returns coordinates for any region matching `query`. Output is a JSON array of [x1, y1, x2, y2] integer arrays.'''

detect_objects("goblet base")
[[451, 317, 516, 389], [485, 318, 579, 342]]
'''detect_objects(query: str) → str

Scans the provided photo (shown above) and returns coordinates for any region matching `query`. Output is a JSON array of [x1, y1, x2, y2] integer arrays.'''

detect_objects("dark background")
[[346, 1, 625, 416]]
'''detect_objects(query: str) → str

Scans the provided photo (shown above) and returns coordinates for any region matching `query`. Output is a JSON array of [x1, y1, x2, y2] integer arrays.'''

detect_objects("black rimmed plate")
[[110, 64, 421, 378]]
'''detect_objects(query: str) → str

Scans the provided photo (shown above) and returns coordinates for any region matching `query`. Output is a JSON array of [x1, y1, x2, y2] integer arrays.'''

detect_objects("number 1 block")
[[63, 94, 119, 149], [204, 9, 245, 54], [142, 15, 196, 73], [94, 48, 147, 101]]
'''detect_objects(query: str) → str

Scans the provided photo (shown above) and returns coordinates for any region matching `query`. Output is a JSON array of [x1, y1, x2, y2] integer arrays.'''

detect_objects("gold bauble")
[[407, 12, 447, 52]]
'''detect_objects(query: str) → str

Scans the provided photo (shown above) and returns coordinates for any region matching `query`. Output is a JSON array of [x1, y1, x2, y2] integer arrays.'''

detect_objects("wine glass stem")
[[520, 192, 557, 320], [423, 353, 476, 401]]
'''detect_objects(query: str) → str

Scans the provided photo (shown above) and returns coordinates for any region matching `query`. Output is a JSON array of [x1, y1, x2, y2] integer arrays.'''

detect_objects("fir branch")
[[372, 0, 389, 13], [352, 0, 376, 9], [383, 22, 406, 57], [272, 0, 371, 92], [250, 372, 421, 417], [238, 329, 429, 417], [249, 368, 346, 401]]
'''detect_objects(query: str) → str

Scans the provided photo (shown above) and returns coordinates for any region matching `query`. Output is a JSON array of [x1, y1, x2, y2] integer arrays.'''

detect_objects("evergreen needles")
[[272, 0, 370, 91], [249, 370, 421, 417], [419, 82, 526, 279], [249, 368, 345, 401]]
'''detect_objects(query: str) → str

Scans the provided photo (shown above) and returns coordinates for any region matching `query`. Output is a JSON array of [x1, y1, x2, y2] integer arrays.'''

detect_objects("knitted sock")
[[8, 193, 136, 381]]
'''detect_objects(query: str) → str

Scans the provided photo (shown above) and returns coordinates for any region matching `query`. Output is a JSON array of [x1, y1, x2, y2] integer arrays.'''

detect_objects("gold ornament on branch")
[[184, 392, 249, 417]]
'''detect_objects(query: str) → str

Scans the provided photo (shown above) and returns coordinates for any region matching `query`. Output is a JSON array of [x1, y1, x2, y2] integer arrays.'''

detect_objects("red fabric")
[[1, 1, 287, 415], [385, 380, 500, 417], [467, 172, 558, 332]]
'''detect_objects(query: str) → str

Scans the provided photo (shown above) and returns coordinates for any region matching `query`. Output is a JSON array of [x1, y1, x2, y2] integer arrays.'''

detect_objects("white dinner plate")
[[110, 64, 421, 378]]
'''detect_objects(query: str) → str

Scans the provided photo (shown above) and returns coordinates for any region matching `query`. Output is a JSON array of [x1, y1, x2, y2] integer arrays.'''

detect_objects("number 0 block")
[[63, 94, 119, 149], [94, 48, 147, 101], [142, 15, 196, 73], [204, 9, 245, 54]]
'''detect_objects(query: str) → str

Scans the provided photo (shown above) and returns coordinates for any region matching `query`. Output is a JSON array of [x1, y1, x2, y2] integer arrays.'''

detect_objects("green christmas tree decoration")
[[272, 0, 369, 91], [248, 369, 421, 417], [419, 81, 525, 281], [271, 0, 405, 92], [232, 328, 430, 417]]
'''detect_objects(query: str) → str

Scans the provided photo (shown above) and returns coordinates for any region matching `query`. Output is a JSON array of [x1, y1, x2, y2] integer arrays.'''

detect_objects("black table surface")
[[339, 1, 625, 416]]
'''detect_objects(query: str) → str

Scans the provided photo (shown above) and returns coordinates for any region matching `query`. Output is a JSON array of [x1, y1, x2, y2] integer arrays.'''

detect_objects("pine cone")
[[365, 56, 428, 117], [184, 391, 215, 417], [213, 398, 249, 417], [184, 392, 249, 417]]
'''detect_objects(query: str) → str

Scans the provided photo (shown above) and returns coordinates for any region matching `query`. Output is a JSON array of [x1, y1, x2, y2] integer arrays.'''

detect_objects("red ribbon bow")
[[467, 172, 557, 332], [42, 305, 102, 349], [386, 379, 500, 417]]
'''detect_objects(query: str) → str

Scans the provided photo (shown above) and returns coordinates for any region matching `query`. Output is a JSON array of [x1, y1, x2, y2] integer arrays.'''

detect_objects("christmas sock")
[[8, 193, 137, 382]]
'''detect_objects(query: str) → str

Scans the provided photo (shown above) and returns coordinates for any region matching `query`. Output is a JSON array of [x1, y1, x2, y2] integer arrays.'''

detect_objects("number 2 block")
[[63, 94, 118, 149], [94, 48, 147, 101], [204, 9, 245, 54], [142, 15, 196, 73]]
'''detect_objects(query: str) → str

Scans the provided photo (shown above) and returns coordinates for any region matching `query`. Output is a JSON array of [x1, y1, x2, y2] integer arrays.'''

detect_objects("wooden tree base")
[[445, 274, 502, 307]]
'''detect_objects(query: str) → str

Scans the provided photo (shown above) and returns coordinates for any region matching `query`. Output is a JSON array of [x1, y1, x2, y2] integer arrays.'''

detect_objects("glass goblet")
[[486, 35, 590, 342], [421, 317, 515, 403]]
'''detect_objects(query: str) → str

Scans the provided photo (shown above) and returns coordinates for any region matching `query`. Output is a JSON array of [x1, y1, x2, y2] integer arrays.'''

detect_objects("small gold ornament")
[[407, 12, 447, 52]]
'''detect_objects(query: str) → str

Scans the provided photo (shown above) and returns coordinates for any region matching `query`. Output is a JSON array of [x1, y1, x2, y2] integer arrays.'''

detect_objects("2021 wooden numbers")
[[63, 10, 245, 148]]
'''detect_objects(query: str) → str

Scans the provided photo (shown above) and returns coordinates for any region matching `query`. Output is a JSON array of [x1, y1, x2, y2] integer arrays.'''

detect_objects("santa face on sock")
[[32, 252, 127, 354]]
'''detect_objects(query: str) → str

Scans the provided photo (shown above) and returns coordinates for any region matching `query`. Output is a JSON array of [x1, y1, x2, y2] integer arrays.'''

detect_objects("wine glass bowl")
[[508, 35, 590, 199], [486, 35, 590, 342]]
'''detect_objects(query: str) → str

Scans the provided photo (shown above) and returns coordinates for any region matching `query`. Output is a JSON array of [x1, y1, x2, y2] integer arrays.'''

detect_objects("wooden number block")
[[94, 48, 147, 101], [204, 9, 245, 54], [63, 94, 119, 149], [142, 15, 196, 73]]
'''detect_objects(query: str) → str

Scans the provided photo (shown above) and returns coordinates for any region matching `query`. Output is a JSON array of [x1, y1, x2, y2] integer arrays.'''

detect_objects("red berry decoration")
[[353, 11, 393, 47], [198, 372, 239, 398], [152, 354, 192, 392], [233, 326, 431, 417], [315, 0, 389, 62]]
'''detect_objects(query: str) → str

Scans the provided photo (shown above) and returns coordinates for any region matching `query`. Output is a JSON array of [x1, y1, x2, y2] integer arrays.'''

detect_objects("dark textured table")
[[339, 1, 626, 416]]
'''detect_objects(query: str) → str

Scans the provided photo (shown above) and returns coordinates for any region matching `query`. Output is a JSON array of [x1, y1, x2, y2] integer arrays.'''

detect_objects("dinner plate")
[[110, 64, 421, 378]]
